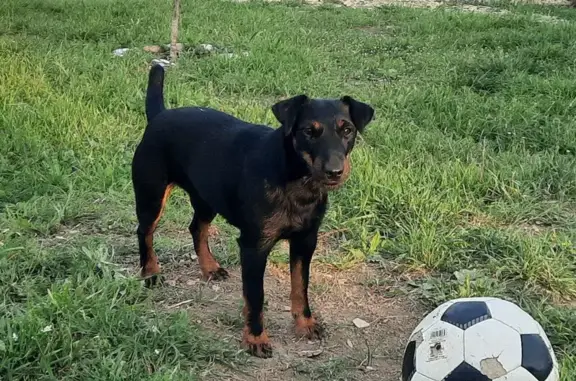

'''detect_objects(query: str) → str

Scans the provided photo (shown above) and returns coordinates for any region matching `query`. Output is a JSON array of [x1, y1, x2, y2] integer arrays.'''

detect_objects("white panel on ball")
[[410, 300, 457, 338], [415, 321, 465, 380], [486, 299, 540, 334], [492, 366, 536, 381], [409, 372, 436, 381], [464, 319, 522, 376], [546, 366, 560, 381]]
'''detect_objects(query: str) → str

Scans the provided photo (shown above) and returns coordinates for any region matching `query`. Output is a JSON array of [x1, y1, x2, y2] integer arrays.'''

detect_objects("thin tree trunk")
[[170, 0, 181, 63]]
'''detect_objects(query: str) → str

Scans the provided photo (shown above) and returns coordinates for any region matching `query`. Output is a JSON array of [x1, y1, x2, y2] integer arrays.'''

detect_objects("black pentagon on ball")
[[401, 341, 416, 381], [444, 362, 491, 381], [521, 334, 554, 381], [441, 301, 492, 330]]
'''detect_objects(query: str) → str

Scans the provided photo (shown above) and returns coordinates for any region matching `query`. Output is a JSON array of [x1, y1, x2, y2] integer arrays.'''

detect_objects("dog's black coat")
[[132, 64, 374, 357]]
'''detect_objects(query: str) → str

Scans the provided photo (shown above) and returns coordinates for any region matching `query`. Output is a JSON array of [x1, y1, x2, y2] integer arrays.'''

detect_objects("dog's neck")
[[267, 127, 326, 201]]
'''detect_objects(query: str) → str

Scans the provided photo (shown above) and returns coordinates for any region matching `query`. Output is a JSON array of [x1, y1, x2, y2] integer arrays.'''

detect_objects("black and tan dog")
[[132, 64, 374, 358]]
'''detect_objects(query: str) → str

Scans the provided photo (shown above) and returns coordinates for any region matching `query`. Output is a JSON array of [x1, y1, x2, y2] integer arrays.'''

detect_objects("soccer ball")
[[401, 297, 559, 381]]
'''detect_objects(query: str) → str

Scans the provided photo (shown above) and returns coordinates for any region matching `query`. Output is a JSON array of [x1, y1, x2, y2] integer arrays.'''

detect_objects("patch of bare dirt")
[[41, 222, 426, 379], [43, 222, 425, 380], [151, 256, 425, 381]]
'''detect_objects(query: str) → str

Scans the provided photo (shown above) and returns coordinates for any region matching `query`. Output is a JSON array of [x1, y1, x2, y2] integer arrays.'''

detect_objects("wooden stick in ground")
[[170, 0, 181, 63]]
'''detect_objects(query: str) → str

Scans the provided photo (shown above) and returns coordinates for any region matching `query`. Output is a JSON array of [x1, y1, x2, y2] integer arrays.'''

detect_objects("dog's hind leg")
[[188, 197, 229, 281], [135, 182, 173, 287]]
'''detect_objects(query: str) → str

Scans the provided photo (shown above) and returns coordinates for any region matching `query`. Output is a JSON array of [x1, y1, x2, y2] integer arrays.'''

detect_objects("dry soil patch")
[[152, 255, 425, 381]]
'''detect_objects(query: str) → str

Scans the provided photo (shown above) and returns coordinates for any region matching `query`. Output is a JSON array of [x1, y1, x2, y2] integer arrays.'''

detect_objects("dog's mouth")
[[324, 179, 344, 190], [302, 175, 344, 190]]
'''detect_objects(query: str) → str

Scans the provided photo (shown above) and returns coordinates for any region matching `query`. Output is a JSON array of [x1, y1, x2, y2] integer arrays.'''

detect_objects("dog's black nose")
[[325, 167, 344, 179]]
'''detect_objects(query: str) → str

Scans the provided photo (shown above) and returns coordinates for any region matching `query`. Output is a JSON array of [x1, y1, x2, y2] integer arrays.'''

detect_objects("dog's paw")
[[206, 267, 229, 281], [245, 341, 273, 358], [142, 268, 164, 288], [143, 274, 165, 288], [242, 329, 273, 358], [295, 316, 325, 341]]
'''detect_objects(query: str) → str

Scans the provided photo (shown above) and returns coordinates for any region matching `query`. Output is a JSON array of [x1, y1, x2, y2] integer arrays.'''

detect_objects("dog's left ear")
[[341, 96, 375, 133], [272, 94, 308, 136]]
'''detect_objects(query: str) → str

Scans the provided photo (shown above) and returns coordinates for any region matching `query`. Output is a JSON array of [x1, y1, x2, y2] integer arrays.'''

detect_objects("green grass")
[[1, 0, 576, 379]]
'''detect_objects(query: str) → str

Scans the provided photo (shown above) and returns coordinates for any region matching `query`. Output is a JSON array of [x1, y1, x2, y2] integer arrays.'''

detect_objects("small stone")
[[166, 279, 176, 287], [346, 339, 353, 348], [352, 318, 370, 328], [186, 279, 197, 286], [211, 284, 220, 291], [283, 306, 291, 312]]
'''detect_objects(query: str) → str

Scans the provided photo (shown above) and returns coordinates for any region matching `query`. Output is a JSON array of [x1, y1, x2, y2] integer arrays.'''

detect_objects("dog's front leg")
[[238, 236, 273, 358], [289, 228, 324, 341]]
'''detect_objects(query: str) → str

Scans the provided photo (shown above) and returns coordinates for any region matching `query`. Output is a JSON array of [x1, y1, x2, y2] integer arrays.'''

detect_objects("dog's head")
[[272, 95, 374, 190]]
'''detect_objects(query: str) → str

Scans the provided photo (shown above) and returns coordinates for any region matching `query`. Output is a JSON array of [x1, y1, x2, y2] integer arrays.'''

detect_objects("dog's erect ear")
[[271, 95, 308, 136], [341, 96, 375, 133]]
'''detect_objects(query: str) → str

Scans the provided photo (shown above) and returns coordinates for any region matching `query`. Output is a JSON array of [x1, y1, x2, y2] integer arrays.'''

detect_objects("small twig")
[[167, 299, 194, 309], [318, 228, 348, 239], [365, 337, 373, 367]]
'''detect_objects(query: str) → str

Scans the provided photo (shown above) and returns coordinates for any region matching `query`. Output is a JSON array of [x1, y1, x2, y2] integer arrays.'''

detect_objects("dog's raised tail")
[[145, 64, 166, 123]]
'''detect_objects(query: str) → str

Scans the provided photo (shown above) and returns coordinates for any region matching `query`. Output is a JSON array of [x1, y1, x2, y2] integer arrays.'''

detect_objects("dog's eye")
[[305, 126, 322, 138], [343, 127, 353, 136]]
